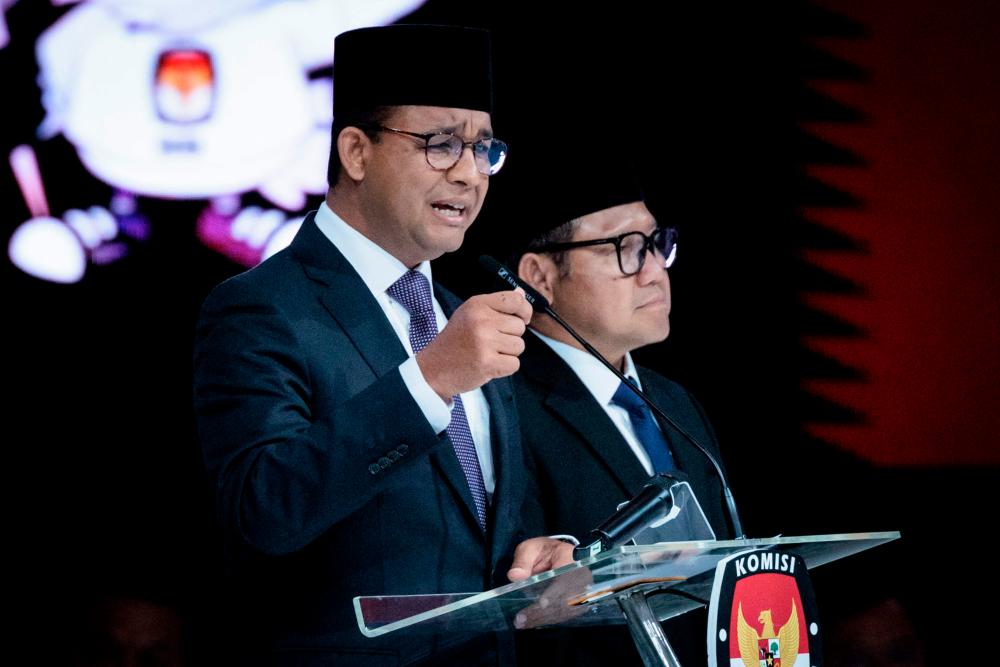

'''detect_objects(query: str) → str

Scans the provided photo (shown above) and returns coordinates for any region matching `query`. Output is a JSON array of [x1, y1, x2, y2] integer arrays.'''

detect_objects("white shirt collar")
[[530, 329, 642, 406], [313, 200, 434, 295]]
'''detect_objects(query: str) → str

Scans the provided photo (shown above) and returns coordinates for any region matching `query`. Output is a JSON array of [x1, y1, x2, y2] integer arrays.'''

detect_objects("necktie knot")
[[387, 270, 435, 318], [612, 378, 647, 417]]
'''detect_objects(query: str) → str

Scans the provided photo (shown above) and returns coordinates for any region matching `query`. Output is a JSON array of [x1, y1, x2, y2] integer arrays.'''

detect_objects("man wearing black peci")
[[508, 161, 737, 665], [193, 24, 573, 666]]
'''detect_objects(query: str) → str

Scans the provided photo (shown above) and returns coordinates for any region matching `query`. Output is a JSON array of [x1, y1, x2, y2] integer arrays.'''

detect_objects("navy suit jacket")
[[194, 213, 532, 666], [514, 333, 733, 541]]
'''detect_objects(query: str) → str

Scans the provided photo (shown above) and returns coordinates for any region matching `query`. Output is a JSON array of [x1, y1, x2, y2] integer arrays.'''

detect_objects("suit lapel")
[[294, 213, 408, 377], [427, 443, 485, 537], [524, 336, 649, 496], [482, 377, 523, 566]]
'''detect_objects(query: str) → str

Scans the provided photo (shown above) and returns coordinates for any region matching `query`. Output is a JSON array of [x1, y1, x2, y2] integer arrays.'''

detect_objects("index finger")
[[490, 288, 533, 323]]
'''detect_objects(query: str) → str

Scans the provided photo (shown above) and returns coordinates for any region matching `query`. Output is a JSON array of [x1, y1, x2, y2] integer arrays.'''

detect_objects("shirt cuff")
[[399, 357, 451, 434]]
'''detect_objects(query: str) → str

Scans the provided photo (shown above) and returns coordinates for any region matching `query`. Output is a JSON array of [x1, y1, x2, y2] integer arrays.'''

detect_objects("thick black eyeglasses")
[[534, 227, 678, 276], [374, 125, 508, 176]]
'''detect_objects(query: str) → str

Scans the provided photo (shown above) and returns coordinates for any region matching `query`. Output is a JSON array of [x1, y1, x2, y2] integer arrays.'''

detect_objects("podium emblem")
[[707, 549, 822, 667]]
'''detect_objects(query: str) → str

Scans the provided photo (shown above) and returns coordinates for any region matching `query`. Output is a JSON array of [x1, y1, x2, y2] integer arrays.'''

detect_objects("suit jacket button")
[[368, 463, 381, 475], [378, 457, 391, 469], [387, 450, 401, 462], [397, 444, 409, 455]]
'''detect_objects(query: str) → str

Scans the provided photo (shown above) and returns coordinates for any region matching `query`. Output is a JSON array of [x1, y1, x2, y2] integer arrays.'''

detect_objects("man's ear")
[[518, 253, 560, 305], [337, 126, 373, 182]]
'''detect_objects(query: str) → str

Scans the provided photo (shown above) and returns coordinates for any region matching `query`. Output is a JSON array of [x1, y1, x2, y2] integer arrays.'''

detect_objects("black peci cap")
[[333, 24, 494, 116]]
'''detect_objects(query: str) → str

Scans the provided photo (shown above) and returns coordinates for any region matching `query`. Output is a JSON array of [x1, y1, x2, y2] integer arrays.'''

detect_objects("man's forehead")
[[575, 201, 656, 236], [388, 105, 493, 134]]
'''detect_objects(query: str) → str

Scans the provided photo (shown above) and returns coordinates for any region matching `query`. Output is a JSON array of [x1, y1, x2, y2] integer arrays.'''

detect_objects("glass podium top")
[[355, 531, 900, 638]]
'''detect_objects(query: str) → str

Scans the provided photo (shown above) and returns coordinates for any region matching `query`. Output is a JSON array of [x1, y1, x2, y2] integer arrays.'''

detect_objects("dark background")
[[5, 0, 997, 662]]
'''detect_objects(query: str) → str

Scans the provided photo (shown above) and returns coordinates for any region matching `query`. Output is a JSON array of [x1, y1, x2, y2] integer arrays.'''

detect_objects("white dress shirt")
[[313, 202, 495, 495], [530, 329, 663, 476]]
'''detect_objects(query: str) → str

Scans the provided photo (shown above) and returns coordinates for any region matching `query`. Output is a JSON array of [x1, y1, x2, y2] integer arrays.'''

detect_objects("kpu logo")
[[707, 550, 822, 667]]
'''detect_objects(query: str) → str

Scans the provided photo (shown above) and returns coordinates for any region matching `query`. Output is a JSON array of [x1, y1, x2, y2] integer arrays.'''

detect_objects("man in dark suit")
[[192, 25, 572, 666], [509, 167, 737, 665]]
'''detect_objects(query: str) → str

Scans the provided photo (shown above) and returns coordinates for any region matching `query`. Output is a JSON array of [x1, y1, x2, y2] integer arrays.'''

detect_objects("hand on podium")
[[512, 566, 593, 630], [505, 538, 592, 629], [506, 537, 575, 582]]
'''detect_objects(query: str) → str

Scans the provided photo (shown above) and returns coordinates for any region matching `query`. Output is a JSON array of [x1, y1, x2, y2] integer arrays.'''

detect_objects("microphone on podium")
[[571, 473, 680, 560]]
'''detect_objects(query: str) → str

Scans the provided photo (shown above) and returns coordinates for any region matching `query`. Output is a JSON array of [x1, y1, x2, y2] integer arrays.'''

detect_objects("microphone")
[[479, 255, 745, 541], [479, 255, 550, 311], [572, 473, 679, 560]]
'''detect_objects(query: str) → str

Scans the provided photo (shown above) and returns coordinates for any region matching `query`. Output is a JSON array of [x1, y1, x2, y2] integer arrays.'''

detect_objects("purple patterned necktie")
[[387, 270, 488, 529]]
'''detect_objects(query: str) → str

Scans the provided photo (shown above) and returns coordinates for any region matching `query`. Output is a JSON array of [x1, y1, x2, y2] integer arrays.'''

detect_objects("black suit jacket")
[[514, 333, 733, 541], [512, 333, 733, 667], [193, 214, 531, 666]]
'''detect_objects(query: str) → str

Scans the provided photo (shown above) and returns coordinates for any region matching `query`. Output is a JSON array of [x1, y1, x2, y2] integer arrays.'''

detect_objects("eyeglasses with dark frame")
[[372, 125, 508, 176], [533, 227, 678, 276]]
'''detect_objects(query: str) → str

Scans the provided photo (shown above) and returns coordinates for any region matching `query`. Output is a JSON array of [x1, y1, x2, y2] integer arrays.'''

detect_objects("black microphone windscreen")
[[478, 255, 550, 311]]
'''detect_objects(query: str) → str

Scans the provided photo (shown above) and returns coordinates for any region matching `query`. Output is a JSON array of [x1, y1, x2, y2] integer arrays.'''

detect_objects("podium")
[[355, 531, 900, 666]]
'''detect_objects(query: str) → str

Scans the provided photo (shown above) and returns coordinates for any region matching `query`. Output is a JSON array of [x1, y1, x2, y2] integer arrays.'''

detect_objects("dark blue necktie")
[[387, 270, 488, 530], [611, 378, 676, 472]]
